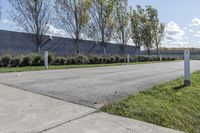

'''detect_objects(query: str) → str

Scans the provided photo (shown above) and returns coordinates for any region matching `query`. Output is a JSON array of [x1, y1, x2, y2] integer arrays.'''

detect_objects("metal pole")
[[184, 50, 190, 86], [44, 51, 48, 69]]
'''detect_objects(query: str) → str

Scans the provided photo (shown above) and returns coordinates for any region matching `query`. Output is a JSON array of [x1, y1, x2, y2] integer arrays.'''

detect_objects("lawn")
[[101, 71, 200, 133], [0, 61, 165, 73]]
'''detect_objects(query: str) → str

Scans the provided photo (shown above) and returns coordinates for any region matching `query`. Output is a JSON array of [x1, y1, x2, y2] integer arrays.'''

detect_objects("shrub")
[[2, 55, 12, 67], [74, 55, 89, 64], [119, 57, 126, 63], [115, 56, 120, 63], [65, 57, 71, 65], [54, 57, 66, 65], [48, 53, 55, 65], [32, 54, 43, 66], [109, 56, 116, 63], [70, 57, 76, 64], [88, 56, 99, 64], [0, 57, 2, 66], [11, 56, 23, 67], [22, 55, 33, 66]]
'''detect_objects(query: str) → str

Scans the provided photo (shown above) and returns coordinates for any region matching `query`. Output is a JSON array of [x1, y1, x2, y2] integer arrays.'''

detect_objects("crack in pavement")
[[37, 111, 98, 133]]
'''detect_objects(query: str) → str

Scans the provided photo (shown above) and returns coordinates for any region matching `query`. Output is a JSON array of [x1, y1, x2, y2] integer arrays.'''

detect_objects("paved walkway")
[[0, 84, 184, 133]]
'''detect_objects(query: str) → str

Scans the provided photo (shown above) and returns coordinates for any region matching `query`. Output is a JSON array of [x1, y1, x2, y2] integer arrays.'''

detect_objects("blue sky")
[[1, 0, 200, 48]]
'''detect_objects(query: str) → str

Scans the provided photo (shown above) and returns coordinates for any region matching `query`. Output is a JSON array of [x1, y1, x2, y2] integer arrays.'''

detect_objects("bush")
[[88, 56, 99, 64], [0, 57, 2, 66], [65, 57, 71, 65], [32, 54, 43, 66], [119, 57, 126, 63], [11, 56, 23, 67], [0, 53, 177, 67], [115, 56, 120, 63], [74, 55, 89, 64], [22, 55, 33, 66], [54, 57, 66, 65], [2, 55, 12, 67], [48, 53, 55, 65]]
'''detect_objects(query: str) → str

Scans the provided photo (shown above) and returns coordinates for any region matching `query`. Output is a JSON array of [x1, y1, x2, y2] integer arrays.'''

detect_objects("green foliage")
[[22, 55, 33, 66], [55, 0, 92, 54], [74, 55, 89, 64], [32, 54, 43, 66], [11, 56, 23, 67], [0, 54, 175, 68], [130, 5, 165, 55], [88, 0, 116, 56], [102, 72, 200, 133], [54, 56, 66, 65], [48, 53, 55, 65], [2, 55, 12, 67]]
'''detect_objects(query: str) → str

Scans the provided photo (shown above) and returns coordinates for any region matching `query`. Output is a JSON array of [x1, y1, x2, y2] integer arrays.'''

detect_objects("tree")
[[9, 0, 51, 52], [55, 0, 92, 55], [88, 0, 116, 56], [130, 5, 144, 47], [114, 0, 131, 55], [155, 23, 165, 55], [131, 5, 165, 55]]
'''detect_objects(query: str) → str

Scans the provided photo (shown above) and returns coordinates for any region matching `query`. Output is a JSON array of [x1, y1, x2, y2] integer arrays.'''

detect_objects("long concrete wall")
[[141, 50, 200, 60], [0, 30, 140, 56]]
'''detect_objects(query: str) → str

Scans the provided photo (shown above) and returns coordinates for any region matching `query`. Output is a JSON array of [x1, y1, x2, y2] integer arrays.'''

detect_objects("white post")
[[44, 51, 48, 69], [127, 54, 130, 64], [159, 55, 162, 61], [184, 50, 190, 86]]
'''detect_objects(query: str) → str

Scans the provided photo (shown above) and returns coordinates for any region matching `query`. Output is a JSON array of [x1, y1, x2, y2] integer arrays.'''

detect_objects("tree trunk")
[[156, 46, 159, 55], [123, 44, 126, 56], [122, 31, 126, 56], [36, 45, 41, 53], [75, 39, 80, 55], [102, 43, 107, 57], [147, 47, 151, 56]]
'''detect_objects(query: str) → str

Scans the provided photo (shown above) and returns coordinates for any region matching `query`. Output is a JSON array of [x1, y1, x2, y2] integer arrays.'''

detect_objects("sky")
[[1, 0, 200, 48]]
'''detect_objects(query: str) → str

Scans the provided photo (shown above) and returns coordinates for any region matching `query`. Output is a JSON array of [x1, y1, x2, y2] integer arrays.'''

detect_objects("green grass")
[[0, 61, 166, 73], [101, 72, 200, 133]]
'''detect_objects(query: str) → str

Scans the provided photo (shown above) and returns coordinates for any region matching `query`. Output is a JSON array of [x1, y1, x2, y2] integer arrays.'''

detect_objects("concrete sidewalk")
[[0, 84, 184, 133]]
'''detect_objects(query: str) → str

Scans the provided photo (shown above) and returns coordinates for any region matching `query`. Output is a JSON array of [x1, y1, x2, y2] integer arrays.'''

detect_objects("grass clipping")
[[101, 72, 200, 133]]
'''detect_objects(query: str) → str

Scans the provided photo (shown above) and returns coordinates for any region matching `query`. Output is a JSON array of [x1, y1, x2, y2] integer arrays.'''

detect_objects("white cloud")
[[189, 29, 194, 33], [183, 27, 188, 30], [194, 31, 200, 37], [163, 21, 187, 47], [189, 18, 200, 26], [46, 24, 68, 37], [0, 19, 15, 25]]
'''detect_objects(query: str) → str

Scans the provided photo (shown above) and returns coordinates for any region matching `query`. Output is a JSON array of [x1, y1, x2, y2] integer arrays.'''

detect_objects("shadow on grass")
[[173, 84, 186, 91]]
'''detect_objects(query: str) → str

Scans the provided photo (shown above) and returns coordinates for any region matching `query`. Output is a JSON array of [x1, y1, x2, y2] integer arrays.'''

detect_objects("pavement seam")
[[0, 82, 98, 109], [0, 82, 100, 133], [36, 111, 98, 133]]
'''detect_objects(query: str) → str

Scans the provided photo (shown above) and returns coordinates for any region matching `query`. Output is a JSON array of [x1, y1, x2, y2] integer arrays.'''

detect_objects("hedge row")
[[0, 53, 176, 67]]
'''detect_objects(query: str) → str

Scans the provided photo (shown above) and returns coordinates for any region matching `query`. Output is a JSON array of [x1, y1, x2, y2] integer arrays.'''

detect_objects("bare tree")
[[114, 0, 131, 55], [9, 0, 51, 52], [55, 0, 92, 55], [88, 0, 116, 56]]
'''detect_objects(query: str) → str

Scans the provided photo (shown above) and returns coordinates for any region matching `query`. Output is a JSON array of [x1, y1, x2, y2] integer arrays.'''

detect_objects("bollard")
[[184, 50, 190, 86], [159, 55, 162, 61], [44, 51, 48, 69], [127, 54, 130, 64]]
